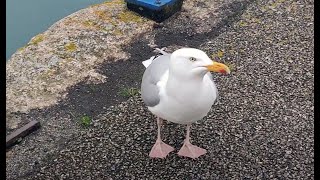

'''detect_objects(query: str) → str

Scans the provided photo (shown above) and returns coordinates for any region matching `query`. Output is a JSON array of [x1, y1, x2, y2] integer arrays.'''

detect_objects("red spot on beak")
[[220, 69, 226, 74]]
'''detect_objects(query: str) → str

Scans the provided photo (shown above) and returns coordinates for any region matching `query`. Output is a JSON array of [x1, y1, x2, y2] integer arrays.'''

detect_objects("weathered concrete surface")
[[6, 0, 313, 179], [6, 0, 152, 115]]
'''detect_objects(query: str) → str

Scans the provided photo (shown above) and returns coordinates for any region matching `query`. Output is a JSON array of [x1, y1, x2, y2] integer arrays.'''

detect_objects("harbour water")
[[6, 0, 106, 60]]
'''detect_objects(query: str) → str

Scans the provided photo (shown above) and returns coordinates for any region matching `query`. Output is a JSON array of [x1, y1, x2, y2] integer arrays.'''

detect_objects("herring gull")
[[141, 48, 230, 159]]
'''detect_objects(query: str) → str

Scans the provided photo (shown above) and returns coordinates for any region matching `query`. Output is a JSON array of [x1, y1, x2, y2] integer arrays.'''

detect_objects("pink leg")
[[149, 117, 174, 158], [178, 124, 207, 159]]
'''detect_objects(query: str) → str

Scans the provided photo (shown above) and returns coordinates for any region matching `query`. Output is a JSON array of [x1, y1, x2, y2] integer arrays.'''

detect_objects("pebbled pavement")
[[7, 0, 313, 179]]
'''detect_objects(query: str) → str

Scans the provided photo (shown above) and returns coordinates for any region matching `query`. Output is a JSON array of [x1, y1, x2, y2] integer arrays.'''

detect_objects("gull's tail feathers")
[[142, 47, 168, 68]]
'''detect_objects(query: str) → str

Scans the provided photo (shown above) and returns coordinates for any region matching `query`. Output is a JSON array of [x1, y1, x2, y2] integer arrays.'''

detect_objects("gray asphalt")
[[7, 0, 314, 179]]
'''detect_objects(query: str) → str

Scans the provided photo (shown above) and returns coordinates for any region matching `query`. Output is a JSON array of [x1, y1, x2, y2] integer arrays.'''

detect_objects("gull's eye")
[[189, 57, 197, 62]]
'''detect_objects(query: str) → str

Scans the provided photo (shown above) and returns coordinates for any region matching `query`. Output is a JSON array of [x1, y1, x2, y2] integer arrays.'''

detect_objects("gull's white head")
[[170, 48, 230, 79]]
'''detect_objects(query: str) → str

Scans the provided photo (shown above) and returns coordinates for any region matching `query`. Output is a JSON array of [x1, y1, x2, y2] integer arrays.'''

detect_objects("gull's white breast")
[[148, 71, 217, 124]]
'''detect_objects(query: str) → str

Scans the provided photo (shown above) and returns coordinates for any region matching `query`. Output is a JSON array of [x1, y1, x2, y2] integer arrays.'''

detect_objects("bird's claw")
[[149, 140, 174, 158], [178, 142, 207, 159]]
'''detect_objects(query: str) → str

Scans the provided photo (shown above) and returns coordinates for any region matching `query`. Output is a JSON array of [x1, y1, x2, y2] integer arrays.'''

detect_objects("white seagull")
[[141, 48, 230, 159]]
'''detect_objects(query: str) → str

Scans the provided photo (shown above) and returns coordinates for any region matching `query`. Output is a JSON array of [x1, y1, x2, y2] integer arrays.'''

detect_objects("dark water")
[[6, 0, 106, 60]]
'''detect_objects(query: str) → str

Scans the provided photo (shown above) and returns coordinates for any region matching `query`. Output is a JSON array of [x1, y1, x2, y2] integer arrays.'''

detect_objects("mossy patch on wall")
[[113, 29, 123, 35], [238, 20, 248, 27], [82, 20, 97, 27], [30, 34, 45, 45], [90, 0, 125, 8], [211, 50, 224, 59], [117, 10, 144, 23], [65, 43, 77, 52], [102, 0, 125, 6], [18, 45, 27, 52], [81, 20, 112, 32], [94, 10, 113, 22]]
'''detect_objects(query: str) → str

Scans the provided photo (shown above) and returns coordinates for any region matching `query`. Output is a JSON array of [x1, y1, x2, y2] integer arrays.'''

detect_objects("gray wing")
[[206, 72, 219, 105], [141, 54, 171, 107]]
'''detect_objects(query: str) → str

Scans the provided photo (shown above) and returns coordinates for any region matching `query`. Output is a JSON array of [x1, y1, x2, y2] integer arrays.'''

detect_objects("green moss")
[[99, 27, 110, 32], [18, 45, 27, 52], [30, 34, 45, 45], [211, 50, 224, 59], [118, 10, 144, 23], [82, 20, 112, 32], [103, 0, 125, 5], [239, 21, 248, 27], [82, 20, 97, 27], [91, 0, 125, 7], [94, 10, 112, 22], [269, 2, 277, 8], [80, 115, 92, 127], [113, 29, 123, 35], [65, 43, 77, 52], [224, 62, 235, 72], [119, 87, 140, 98], [217, 50, 224, 58]]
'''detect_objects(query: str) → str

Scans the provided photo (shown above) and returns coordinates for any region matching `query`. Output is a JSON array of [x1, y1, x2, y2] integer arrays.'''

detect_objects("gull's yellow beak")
[[206, 62, 231, 74]]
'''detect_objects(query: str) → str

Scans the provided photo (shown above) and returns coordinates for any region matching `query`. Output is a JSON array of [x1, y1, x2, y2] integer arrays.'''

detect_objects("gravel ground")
[[6, 0, 313, 179]]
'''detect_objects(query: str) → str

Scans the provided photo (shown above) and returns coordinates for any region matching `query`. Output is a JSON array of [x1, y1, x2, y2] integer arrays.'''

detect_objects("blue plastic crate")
[[126, 0, 178, 10], [126, 0, 184, 22]]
